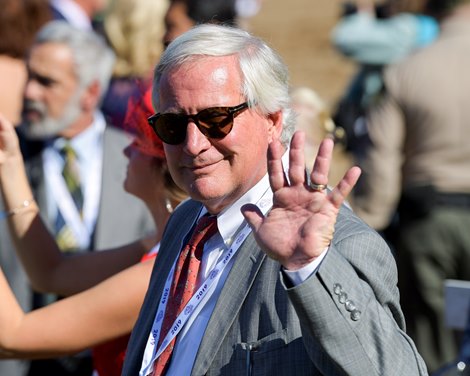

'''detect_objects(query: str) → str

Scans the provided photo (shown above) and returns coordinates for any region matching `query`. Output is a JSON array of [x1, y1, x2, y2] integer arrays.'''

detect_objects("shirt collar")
[[51, 111, 106, 160]]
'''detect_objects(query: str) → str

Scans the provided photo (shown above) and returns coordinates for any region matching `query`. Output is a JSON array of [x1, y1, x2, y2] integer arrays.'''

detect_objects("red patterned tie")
[[152, 215, 218, 376]]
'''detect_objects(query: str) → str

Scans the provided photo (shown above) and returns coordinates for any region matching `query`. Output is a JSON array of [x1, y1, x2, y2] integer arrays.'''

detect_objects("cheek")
[[126, 158, 151, 191], [161, 147, 181, 180], [220, 129, 269, 177], [47, 90, 70, 118], [125, 158, 137, 179], [48, 101, 61, 118], [134, 155, 155, 174], [231, 116, 271, 152]]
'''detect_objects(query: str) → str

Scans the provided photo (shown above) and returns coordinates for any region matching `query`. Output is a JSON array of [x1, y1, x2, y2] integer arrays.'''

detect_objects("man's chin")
[[187, 180, 234, 212], [187, 177, 217, 197]]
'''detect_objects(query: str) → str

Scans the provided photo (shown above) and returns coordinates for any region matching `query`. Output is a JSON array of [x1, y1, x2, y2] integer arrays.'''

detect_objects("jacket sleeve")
[[285, 216, 428, 375]]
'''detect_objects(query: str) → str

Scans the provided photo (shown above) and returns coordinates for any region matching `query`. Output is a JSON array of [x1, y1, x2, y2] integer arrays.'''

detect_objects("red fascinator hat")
[[123, 79, 165, 160]]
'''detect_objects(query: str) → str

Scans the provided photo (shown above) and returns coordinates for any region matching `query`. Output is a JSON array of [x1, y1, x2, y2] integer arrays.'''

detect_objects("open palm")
[[242, 131, 361, 270]]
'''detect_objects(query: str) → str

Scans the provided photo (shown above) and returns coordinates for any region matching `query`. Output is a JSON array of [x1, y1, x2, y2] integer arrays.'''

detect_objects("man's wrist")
[[282, 247, 329, 286]]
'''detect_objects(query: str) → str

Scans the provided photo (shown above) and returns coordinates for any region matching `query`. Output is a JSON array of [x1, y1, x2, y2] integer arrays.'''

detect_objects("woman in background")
[[0, 84, 186, 376], [101, 0, 169, 127]]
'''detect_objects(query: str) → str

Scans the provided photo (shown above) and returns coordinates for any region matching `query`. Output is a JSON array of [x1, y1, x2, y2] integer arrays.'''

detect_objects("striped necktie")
[[152, 215, 218, 375], [55, 142, 84, 251]]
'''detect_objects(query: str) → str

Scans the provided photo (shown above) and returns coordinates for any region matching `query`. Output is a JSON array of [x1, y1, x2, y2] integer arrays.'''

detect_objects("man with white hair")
[[123, 24, 427, 376]]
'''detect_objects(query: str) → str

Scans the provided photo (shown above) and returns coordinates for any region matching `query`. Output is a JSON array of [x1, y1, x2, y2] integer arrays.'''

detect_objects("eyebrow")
[[27, 70, 58, 87]]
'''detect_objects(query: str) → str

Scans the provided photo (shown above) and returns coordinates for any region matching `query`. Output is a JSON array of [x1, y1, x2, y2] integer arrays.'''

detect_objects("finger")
[[310, 138, 333, 186], [288, 131, 307, 186], [267, 138, 287, 192], [329, 166, 362, 207], [0, 113, 19, 153], [0, 113, 14, 132], [240, 203, 264, 233], [0, 114, 8, 148]]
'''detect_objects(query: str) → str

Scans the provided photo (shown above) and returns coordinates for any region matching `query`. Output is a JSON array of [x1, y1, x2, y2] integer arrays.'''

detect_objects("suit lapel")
[[149, 201, 203, 310], [192, 233, 266, 375], [153, 203, 202, 292]]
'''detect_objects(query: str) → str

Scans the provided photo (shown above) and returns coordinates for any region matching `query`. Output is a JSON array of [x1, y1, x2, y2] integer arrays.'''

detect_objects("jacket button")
[[351, 309, 362, 321], [345, 300, 356, 312], [333, 283, 342, 295]]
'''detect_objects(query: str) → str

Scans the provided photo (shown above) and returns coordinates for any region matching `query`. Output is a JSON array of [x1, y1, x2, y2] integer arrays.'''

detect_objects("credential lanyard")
[[139, 191, 273, 376]]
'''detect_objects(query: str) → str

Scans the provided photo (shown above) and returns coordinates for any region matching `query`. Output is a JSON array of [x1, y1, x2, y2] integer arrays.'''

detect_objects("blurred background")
[[248, 0, 356, 107]]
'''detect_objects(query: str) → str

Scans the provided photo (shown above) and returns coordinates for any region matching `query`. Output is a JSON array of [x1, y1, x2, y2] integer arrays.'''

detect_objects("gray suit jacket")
[[0, 125, 153, 375], [123, 199, 428, 375]]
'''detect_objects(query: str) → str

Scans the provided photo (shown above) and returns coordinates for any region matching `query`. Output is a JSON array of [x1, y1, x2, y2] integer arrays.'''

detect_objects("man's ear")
[[80, 80, 102, 111], [267, 110, 283, 142]]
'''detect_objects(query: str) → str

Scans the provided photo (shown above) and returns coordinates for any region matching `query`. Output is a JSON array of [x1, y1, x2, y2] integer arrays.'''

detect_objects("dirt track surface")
[[247, 0, 356, 107]]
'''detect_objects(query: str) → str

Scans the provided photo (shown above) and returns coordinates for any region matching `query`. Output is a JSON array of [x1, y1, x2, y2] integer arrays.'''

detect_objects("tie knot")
[[188, 215, 218, 249], [59, 141, 83, 214], [61, 142, 78, 161]]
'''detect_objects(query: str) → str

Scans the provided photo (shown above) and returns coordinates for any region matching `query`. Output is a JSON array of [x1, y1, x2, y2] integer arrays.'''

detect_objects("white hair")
[[153, 24, 295, 146], [35, 21, 116, 101]]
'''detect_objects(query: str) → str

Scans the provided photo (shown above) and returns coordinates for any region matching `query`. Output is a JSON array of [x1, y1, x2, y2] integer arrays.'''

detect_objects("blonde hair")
[[290, 86, 337, 146], [290, 86, 350, 185], [104, 0, 168, 77]]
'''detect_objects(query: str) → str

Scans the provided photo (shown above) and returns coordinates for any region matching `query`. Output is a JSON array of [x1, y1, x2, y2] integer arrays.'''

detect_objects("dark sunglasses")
[[147, 102, 249, 145]]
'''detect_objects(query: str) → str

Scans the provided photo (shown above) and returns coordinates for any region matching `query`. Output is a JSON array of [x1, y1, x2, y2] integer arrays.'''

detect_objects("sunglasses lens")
[[149, 103, 246, 144], [155, 114, 187, 145], [198, 108, 233, 138]]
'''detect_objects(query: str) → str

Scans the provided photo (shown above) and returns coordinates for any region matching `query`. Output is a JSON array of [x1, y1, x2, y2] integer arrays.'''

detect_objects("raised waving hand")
[[242, 131, 361, 270]]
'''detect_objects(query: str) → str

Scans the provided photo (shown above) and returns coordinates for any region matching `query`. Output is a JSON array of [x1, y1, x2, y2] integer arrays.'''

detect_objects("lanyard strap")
[[139, 189, 273, 376]]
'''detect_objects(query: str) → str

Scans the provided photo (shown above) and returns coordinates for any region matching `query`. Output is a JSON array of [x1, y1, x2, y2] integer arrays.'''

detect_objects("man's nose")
[[182, 121, 211, 155]]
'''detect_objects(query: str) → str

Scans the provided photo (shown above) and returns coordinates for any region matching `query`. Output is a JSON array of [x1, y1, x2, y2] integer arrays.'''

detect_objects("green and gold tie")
[[55, 142, 84, 251]]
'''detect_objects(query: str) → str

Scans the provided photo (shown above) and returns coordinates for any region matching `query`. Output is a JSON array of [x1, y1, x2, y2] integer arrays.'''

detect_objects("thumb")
[[240, 203, 264, 233]]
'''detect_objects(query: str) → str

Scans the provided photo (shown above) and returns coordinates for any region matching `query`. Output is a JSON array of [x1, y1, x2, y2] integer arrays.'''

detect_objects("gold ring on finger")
[[309, 182, 327, 192]]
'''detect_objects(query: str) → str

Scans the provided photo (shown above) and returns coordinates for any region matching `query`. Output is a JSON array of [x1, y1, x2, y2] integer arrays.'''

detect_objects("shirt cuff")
[[282, 247, 329, 286]]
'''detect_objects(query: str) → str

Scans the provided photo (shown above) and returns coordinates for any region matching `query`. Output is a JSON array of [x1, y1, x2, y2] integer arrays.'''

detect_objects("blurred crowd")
[[0, 0, 469, 375]]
